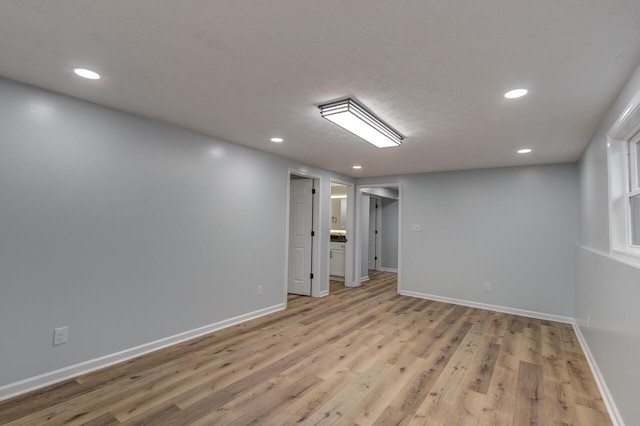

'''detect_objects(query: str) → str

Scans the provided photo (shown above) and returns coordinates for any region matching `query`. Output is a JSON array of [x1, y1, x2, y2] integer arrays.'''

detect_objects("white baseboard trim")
[[317, 290, 329, 297], [360, 275, 370, 283], [398, 289, 573, 324], [0, 302, 286, 402], [571, 322, 624, 426], [379, 267, 398, 273]]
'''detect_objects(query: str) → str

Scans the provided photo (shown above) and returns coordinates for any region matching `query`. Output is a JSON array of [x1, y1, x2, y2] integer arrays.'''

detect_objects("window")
[[629, 135, 640, 247], [607, 88, 640, 265]]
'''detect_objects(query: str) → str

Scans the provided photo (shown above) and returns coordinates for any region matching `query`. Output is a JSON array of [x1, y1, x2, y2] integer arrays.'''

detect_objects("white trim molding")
[[582, 244, 640, 270], [607, 86, 640, 142], [0, 303, 285, 402], [571, 321, 625, 426], [399, 289, 573, 324], [379, 267, 398, 273], [360, 275, 370, 283], [607, 87, 640, 268], [355, 182, 402, 295], [328, 177, 355, 296], [285, 168, 325, 300]]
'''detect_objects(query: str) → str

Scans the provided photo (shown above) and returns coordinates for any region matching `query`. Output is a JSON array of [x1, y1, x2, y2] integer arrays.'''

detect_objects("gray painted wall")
[[381, 198, 398, 270], [577, 62, 640, 425], [361, 187, 399, 199], [0, 77, 353, 387], [575, 247, 640, 424], [360, 164, 579, 317]]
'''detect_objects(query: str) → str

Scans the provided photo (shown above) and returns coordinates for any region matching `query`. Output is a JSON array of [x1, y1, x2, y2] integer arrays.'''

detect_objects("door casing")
[[284, 169, 322, 302], [368, 197, 379, 271], [287, 177, 314, 296], [355, 183, 402, 294], [328, 178, 356, 290]]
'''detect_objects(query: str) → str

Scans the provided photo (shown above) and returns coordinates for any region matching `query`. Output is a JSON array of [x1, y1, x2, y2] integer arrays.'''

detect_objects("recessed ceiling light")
[[504, 89, 528, 99], [74, 68, 100, 80], [517, 148, 532, 154], [270, 137, 283, 143], [352, 165, 362, 169]]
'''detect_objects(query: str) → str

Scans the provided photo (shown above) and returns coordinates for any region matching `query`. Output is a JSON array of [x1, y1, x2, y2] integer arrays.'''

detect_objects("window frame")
[[626, 134, 640, 253], [607, 87, 640, 267], [629, 135, 640, 191]]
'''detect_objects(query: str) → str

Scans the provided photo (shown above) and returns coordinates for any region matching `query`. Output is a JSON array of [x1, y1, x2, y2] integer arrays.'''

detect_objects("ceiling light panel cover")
[[319, 99, 403, 148]]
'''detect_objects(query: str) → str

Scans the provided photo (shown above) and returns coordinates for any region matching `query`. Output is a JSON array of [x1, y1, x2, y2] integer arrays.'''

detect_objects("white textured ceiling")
[[1, 1, 640, 177]]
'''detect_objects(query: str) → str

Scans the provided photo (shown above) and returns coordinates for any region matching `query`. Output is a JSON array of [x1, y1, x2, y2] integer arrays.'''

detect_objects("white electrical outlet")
[[411, 224, 422, 232], [257, 285, 263, 296], [484, 282, 492, 292], [53, 327, 68, 346]]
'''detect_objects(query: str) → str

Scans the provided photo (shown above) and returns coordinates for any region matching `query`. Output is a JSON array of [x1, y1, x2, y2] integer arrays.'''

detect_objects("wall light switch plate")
[[411, 224, 422, 232]]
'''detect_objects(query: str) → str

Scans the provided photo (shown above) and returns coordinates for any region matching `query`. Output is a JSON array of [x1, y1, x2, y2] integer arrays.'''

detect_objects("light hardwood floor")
[[0, 271, 610, 425]]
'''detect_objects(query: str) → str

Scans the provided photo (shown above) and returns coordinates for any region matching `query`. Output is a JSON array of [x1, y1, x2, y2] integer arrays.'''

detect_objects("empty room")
[[1, 1, 640, 425]]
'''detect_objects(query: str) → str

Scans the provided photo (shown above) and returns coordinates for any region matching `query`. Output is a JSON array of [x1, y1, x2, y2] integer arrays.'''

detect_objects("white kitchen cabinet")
[[330, 242, 346, 277]]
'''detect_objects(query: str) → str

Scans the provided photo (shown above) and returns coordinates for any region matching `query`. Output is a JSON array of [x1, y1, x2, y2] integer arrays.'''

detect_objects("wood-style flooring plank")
[[513, 361, 543, 426], [0, 273, 611, 425]]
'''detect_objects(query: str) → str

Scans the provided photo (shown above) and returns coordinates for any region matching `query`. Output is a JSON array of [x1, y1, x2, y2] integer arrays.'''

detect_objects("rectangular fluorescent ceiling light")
[[318, 98, 403, 148]]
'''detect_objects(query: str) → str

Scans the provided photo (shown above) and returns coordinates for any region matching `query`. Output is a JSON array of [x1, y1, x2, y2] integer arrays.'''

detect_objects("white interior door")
[[288, 178, 313, 295], [368, 197, 377, 270]]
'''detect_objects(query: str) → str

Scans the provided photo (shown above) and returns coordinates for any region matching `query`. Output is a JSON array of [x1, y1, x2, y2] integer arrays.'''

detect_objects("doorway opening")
[[330, 183, 347, 282], [286, 173, 318, 297], [356, 184, 401, 291], [287, 175, 315, 296], [328, 180, 355, 291]]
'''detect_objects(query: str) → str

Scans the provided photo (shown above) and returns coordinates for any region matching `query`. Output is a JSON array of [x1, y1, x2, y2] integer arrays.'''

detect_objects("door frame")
[[355, 183, 402, 293], [287, 177, 314, 296], [368, 196, 383, 272], [375, 197, 383, 271], [327, 178, 355, 291], [284, 168, 322, 303]]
